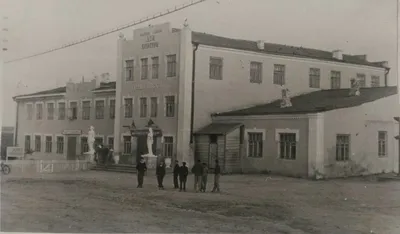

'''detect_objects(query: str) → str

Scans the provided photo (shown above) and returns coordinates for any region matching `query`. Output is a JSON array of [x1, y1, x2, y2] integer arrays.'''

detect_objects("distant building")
[[1, 126, 14, 159], [12, 22, 398, 177]]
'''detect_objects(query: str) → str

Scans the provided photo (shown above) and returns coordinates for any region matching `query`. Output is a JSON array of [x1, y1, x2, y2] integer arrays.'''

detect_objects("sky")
[[0, 0, 398, 127]]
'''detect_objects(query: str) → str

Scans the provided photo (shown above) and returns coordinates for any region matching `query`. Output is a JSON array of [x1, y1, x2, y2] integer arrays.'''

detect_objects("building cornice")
[[14, 93, 66, 101]]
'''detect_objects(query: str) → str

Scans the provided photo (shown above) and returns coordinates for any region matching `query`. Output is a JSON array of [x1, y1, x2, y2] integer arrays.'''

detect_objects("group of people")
[[135, 157, 221, 193]]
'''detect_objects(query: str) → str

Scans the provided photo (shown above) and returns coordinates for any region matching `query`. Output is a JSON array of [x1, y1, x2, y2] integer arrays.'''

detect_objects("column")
[[113, 34, 125, 164], [176, 23, 194, 167], [307, 113, 325, 178]]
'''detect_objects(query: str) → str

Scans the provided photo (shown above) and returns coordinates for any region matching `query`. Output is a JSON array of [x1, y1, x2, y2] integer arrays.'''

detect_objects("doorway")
[[136, 135, 158, 163], [67, 136, 77, 160]]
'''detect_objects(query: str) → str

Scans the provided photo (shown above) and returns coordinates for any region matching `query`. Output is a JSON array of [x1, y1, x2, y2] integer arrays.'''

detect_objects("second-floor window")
[[250, 62, 262, 84], [109, 99, 115, 119], [69, 102, 78, 120], [141, 58, 148, 80], [139, 97, 148, 118], [165, 96, 175, 117], [331, 71, 341, 89], [27, 103, 33, 120], [357, 73, 366, 87], [125, 60, 134, 81], [124, 98, 133, 118], [167, 54, 177, 77], [58, 102, 66, 120], [82, 101, 91, 120], [273, 64, 285, 85], [209, 57, 223, 80], [95, 100, 105, 119], [150, 97, 158, 117], [309, 68, 320, 88], [36, 103, 43, 120], [47, 102, 54, 120], [152, 57, 159, 79], [371, 76, 380, 87]]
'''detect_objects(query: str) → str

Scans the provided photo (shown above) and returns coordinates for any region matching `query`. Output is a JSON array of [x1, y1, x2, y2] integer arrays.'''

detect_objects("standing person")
[[200, 163, 209, 192], [212, 160, 221, 193], [156, 161, 166, 190], [173, 160, 180, 189], [179, 162, 189, 192], [191, 160, 203, 192], [136, 157, 147, 188]]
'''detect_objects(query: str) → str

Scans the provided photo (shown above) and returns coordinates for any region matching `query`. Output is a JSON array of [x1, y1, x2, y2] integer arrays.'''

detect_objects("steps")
[[91, 164, 137, 174]]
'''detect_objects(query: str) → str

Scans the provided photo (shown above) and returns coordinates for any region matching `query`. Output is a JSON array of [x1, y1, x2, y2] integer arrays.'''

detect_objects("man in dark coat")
[[212, 160, 221, 192], [173, 160, 180, 189], [156, 161, 166, 190], [179, 162, 189, 192], [191, 159, 203, 192], [136, 157, 147, 188], [200, 163, 209, 192]]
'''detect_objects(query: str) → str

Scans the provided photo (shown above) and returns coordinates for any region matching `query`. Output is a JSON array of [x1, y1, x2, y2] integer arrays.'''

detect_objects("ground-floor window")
[[25, 135, 31, 151], [108, 137, 114, 150], [81, 137, 88, 154], [279, 133, 296, 160], [378, 131, 387, 157], [35, 135, 41, 152], [248, 132, 263, 158], [45, 136, 52, 153], [56, 136, 64, 154], [336, 134, 350, 161], [123, 136, 132, 154], [163, 136, 173, 158], [95, 137, 103, 147]]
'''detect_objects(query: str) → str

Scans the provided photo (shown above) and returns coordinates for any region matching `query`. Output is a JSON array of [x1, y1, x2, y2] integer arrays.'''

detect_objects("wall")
[[323, 94, 400, 177], [224, 127, 241, 173], [213, 116, 310, 177], [193, 45, 386, 132]]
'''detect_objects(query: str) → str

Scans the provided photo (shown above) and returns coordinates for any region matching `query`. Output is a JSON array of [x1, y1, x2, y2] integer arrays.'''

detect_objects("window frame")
[[273, 64, 286, 85], [163, 136, 174, 158], [330, 70, 341, 89], [56, 135, 64, 154], [34, 134, 42, 152], [150, 97, 158, 118], [125, 59, 134, 81], [95, 99, 105, 119], [357, 73, 366, 87], [139, 97, 148, 118], [151, 56, 159, 79], [26, 103, 33, 120], [165, 95, 175, 117], [209, 57, 223, 80], [378, 131, 388, 157], [309, 68, 321, 88], [109, 98, 116, 119], [81, 100, 91, 120], [166, 54, 177, 77], [35, 102, 44, 120], [122, 135, 132, 155], [250, 61, 263, 84], [44, 134, 53, 153], [123, 97, 134, 118], [141, 57, 149, 80], [57, 101, 66, 120], [336, 134, 351, 161], [245, 129, 266, 158], [371, 75, 380, 87]]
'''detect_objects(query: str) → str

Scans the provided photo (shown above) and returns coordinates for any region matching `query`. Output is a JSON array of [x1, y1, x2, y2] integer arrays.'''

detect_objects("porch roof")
[[195, 123, 242, 135]]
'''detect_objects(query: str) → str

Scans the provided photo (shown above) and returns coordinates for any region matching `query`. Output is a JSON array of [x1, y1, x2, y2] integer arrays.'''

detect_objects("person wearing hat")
[[136, 157, 147, 188], [173, 160, 180, 189], [179, 162, 189, 192]]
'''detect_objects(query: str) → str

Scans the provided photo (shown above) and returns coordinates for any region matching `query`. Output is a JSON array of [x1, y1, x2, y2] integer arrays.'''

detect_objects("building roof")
[[192, 32, 387, 68], [92, 81, 116, 91], [13, 86, 67, 99], [213, 86, 398, 117], [195, 122, 243, 135]]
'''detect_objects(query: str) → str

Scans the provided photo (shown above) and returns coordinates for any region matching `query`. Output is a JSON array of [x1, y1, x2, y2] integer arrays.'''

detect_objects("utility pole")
[[394, 117, 400, 175]]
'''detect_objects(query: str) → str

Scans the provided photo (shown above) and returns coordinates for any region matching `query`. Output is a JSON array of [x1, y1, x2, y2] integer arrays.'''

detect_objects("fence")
[[4, 160, 90, 174]]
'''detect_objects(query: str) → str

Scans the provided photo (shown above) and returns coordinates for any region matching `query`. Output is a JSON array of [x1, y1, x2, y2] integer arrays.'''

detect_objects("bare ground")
[[1, 171, 400, 233]]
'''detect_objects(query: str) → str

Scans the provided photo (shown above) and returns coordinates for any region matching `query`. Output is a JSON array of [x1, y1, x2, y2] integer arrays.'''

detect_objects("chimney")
[[256, 40, 265, 50], [332, 50, 343, 60]]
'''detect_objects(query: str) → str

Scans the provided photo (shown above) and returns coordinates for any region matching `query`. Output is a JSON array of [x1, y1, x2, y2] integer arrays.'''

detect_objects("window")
[[250, 62, 262, 83], [152, 56, 159, 79], [309, 68, 320, 88], [45, 136, 52, 153], [209, 57, 223, 80], [108, 137, 114, 149], [209, 134, 218, 144], [36, 103, 43, 120], [95, 137, 103, 146], [125, 60, 134, 81], [279, 133, 296, 160], [150, 97, 158, 117], [336, 134, 350, 161], [47, 103, 55, 120], [371, 76, 380, 87], [165, 96, 175, 117], [58, 102, 66, 120], [357, 73, 366, 87], [81, 137, 88, 154], [25, 135, 31, 151], [331, 71, 341, 89], [248, 133, 263, 158], [163, 136, 173, 158], [95, 100, 105, 119], [124, 98, 133, 118], [378, 131, 387, 157], [140, 97, 148, 118], [141, 58, 148, 80], [27, 104, 33, 120], [167, 54, 177, 77], [273, 64, 285, 85], [69, 102, 78, 120], [56, 136, 64, 154], [35, 135, 41, 152], [82, 101, 91, 120], [123, 136, 132, 154], [109, 99, 115, 119]]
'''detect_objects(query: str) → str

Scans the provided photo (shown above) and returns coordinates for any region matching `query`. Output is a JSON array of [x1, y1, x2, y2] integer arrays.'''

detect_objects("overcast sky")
[[0, 0, 398, 127]]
